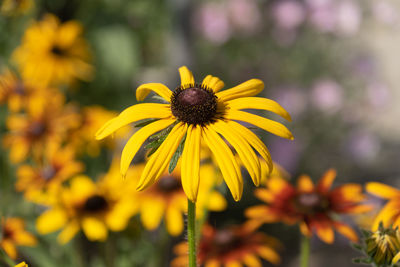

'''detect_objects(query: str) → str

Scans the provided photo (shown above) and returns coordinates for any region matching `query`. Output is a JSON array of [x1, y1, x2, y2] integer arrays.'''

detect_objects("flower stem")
[[0, 249, 15, 267], [187, 199, 197, 267], [300, 235, 310, 267]]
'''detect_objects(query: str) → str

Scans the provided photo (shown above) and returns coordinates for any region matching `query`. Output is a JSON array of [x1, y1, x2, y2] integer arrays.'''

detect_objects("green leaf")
[[361, 229, 372, 238], [145, 122, 177, 157], [134, 118, 159, 128], [168, 134, 186, 174], [352, 243, 364, 251]]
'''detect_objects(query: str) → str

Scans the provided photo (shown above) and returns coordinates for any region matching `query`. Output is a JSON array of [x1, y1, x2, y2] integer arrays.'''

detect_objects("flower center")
[[171, 84, 217, 126], [157, 176, 181, 193], [83, 195, 108, 213], [51, 45, 66, 57], [13, 82, 26, 95], [41, 165, 57, 181], [28, 121, 46, 138], [212, 229, 242, 254], [293, 192, 329, 215]]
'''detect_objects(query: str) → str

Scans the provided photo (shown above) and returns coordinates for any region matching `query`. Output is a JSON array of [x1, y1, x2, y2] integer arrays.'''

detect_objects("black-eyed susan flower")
[[15, 145, 84, 200], [0, 217, 37, 260], [0, 0, 33, 16], [171, 223, 282, 267], [118, 159, 226, 236], [12, 14, 93, 87], [14, 262, 28, 267], [246, 169, 372, 243], [96, 66, 292, 202], [36, 175, 137, 243], [366, 182, 400, 231], [3, 90, 80, 163]]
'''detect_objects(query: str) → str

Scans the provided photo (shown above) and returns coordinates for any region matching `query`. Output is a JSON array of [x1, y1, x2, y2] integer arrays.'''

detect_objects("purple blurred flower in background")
[[310, 79, 343, 113], [367, 81, 390, 108], [273, 86, 307, 119], [336, 0, 361, 36], [271, 0, 306, 31], [306, 0, 337, 33], [270, 137, 303, 174], [345, 130, 381, 164], [228, 0, 261, 34], [373, 1, 399, 26]]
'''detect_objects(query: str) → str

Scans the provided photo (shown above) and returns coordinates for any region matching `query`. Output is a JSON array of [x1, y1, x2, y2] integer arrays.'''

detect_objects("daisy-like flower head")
[[96, 66, 293, 202], [246, 169, 372, 244], [0, 217, 37, 260], [12, 14, 93, 86], [366, 182, 400, 231], [36, 175, 137, 243], [15, 145, 84, 200], [121, 159, 226, 236], [171, 223, 282, 267]]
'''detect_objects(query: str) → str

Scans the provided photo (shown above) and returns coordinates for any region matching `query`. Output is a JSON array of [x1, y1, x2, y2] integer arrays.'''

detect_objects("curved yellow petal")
[[136, 123, 187, 191], [315, 223, 335, 244], [140, 197, 165, 230], [226, 109, 293, 140], [211, 121, 261, 186], [243, 253, 263, 267], [226, 97, 291, 121], [202, 75, 224, 92], [120, 119, 176, 176], [95, 103, 172, 140], [216, 79, 264, 102], [136, 83, 172, 102], [14, 262, 28, 267], [257, 247, 281, 265], [372, 200, 400, 230], [202, 126, 243, 201], [297, 175, 314, 193], [58, 221, 80, 244], [317, 169, 337, 193], [181, 125, 201, 202], [81, 217, 108, 241], [225, 120, 273, 173], [1, 240, 17, 259], [166, 206, 184, 236], [179, 66, 194, 86], [333, 222, 358, 242], [36, 208, 67, 234], [366, 182, 400, 200]]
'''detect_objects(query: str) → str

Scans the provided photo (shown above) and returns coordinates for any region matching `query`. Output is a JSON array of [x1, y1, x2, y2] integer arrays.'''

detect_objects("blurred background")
[[1, 0, 400, 266]]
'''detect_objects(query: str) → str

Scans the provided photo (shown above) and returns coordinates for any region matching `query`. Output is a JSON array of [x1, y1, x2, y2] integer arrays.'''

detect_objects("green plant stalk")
[[300, 235, 310, 267], [187, 199, 197, 267], [0, 249, 16, 267]]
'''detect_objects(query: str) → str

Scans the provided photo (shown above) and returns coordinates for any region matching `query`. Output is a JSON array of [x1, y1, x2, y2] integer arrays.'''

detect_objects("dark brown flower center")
[[293, 192, 329, 215], [28, 121, 46, 138], [83, 195, 108, 213], [51, 45, 66, 57], [13, 82, 26, 95], [41, 165, 57, 180], [211, 229, 243, 254], [171, 84, 217, 126], [157, 176, 181, 193]]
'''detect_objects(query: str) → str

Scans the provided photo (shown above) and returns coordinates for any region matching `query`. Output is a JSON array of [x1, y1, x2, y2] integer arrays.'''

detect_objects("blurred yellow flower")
[[0, 69, 45, 113], [0, 217, 37, 260], [171, 223, 282, 267], [36, 174, 137, 243], [3, 90, 80, 163], [12, 14, 93, 86], [96, 66, 292, 202], [14, 262, 28, 267], [366, 182, 400, 231], [0, 0, 33, 16], [246, 169, 372, 244], [16, 145, 84, 200], [119, 159, 226, 236]]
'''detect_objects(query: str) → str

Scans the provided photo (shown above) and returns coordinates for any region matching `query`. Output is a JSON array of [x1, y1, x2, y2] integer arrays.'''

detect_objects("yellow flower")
[[16, 145, 84, 201], [171, 223, 282, 267], [12, 14, 93, 87], [0, 217, 37, 260], [14, 262, 28, 267], [116, 158, 226, 236], [0, 0, 33, 16], [96, 66, 293, 202], [366, 182, 400, 231], [36, 175, 137, 243], [3, 90, 80, 163]]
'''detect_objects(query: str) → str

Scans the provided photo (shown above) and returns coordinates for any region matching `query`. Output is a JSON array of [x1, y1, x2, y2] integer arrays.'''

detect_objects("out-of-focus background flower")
[[1, 0, 400, 266]]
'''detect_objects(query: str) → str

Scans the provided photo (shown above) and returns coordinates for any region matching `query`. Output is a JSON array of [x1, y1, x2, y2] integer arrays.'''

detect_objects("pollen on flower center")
[[294, 192, 328, 214], [83, 195, 108, 213], [41, 165, 57, 180], [171, 84, 217, 126]]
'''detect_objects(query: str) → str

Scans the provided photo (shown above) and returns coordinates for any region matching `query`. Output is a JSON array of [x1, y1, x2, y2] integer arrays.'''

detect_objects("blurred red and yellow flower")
[[36, 175, 137, 243], [171, 223, 282, 267], [0, 217, 36, 260], [246, 169, 372, 243], [12, 14, 93, 86]]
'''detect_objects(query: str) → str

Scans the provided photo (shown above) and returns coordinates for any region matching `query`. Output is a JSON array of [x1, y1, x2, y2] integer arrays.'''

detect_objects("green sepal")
[[168, 134, 186, 174]]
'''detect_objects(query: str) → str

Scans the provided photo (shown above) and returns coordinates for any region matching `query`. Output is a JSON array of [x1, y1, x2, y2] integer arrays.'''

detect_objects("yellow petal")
[[297, 175, 314, 193], [206, 191, 227, 211], [205, 260, 221, 267], [14, 262, 28, 267], [226, 261, 242, 267], [202, 75, 224, 92], [226, 110, 293, 140], [212, 120, 261, 186], [58, 221, 80, 244], [202, 126, 243, 201], [36, 208, 67, 234], [81, 217, 108, 241], [257, 246, 281, 265], [13, 231, 36, 246], [366, 182, 400, 199], [333, 222, 358, 242], [216, 79, 264, 101], [372, 200, 400, 230], [140, 197, 165, 230], [225, 120, 273, 173], [70, 175, 96, 198], [179, 66, 194, 86], [181, 125, 201, 202], [165, 206, 184, 236], [227, 97, 291, 121], [95, 103, 171, 140], [1, 240, 17, 259], [315, 223, 334, 244], [136, 123, 187, 191], [120, 119, 176, 176], [393, 252, 400, 264], [316, 169, 336, 193], [243, 253, 262, 267], [136, 83, 172, 102]]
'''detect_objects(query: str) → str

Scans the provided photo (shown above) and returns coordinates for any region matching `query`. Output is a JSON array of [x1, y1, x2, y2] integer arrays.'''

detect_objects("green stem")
[[0, 249, 16, 267], [187, 199, 196, 267], [300, 235, 310, 267]]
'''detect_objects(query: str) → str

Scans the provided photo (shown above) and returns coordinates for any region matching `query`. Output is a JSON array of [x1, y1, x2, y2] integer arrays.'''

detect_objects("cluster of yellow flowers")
[[1, 10, 400, 267]]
